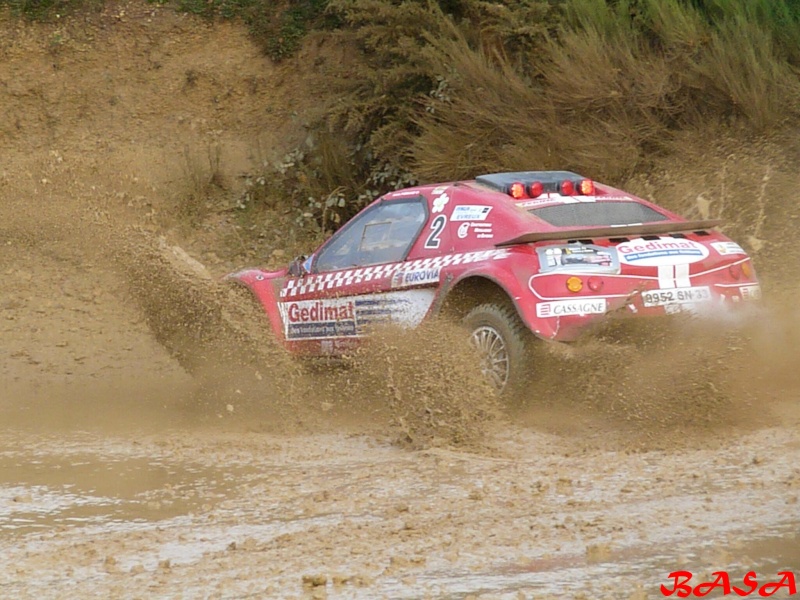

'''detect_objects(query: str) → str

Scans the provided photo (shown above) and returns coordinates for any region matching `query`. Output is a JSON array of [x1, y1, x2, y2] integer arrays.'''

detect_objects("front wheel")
[[462, 303, 532, 396]]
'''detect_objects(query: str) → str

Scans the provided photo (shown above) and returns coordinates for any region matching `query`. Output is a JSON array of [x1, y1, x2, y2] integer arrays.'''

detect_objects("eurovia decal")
[[391, 267, 441, 288]]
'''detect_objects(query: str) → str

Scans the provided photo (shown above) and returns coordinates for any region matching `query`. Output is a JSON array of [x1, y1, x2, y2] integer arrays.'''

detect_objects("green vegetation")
[[171, 0, 332, 59], [1, 0, 98, 19]]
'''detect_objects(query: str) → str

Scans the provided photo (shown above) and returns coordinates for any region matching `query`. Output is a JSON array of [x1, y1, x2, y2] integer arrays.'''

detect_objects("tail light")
[[587, 277, 603, 292]]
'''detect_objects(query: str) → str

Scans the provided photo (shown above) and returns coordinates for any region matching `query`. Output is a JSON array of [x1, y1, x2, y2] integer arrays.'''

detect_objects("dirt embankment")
[[0, 3, 799, 598]]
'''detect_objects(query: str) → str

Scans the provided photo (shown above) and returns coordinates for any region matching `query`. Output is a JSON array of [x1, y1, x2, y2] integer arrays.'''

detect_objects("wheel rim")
[[470, 325, 510, 390]]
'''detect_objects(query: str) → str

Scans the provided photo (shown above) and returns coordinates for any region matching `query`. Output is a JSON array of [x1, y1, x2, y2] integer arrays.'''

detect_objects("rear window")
[[530, 201, 668, 227]]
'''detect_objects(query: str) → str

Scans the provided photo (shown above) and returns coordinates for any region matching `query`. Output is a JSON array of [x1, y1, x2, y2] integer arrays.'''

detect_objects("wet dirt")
[[1, 421, 798, 598], [0, 441, 241, 536], [1, 1, 800, 598]]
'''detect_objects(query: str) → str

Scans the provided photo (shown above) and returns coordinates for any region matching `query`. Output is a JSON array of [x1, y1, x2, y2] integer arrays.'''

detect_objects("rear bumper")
[[520, 279, 762, 342]]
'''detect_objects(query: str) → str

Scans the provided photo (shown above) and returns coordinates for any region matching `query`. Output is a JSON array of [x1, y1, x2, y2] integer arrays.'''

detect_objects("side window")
[[314, 199, 427, 273]]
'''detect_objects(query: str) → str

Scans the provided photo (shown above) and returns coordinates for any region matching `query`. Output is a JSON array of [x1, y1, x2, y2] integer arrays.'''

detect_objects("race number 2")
[[425, 215, 447, 249]]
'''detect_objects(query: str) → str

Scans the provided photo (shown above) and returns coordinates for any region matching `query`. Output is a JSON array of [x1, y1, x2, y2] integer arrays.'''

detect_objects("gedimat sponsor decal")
[[281, 298, 356, 339], [279, 291, 438, 340], [616, 237, 709, 266]]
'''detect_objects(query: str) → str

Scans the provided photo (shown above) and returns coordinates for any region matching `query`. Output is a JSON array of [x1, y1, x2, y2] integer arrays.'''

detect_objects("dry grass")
[[230, 0, 800, 221], [408, 0, 800, 183]]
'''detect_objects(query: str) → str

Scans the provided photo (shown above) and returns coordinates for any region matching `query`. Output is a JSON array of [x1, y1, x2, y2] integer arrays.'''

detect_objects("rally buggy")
[[227, 171, 760, 392]]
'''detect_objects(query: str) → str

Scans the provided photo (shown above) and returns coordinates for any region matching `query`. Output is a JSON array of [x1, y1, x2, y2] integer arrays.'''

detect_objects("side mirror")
[[288, 255, 308, 277]]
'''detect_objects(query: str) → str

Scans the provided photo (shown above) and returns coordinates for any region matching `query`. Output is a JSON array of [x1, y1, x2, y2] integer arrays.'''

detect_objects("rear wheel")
[[462, 303, 532, 396]]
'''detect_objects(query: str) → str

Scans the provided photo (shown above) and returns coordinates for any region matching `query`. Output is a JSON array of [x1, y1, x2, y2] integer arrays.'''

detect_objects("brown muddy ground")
[[1, 3, 799, 598]]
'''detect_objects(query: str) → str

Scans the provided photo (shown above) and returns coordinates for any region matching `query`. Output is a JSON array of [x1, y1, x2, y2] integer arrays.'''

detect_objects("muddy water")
[[0, 446, 243, 536], [445, 528, 799, 598], [0, 414, 798, 599]]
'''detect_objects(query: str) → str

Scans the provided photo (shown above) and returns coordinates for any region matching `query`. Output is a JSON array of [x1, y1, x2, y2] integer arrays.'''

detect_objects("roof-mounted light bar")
[[475, 171, 595, 200]]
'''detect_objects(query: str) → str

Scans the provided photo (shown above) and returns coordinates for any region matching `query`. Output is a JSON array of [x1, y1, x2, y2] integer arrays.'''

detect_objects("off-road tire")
[[463, 303, 533, 397]]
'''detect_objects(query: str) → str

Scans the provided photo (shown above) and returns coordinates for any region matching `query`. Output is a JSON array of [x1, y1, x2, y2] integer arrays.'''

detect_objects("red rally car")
[[227, 171, 760, 392]]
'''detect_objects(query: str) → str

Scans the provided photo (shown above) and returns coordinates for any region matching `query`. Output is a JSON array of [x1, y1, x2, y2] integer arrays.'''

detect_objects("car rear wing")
[[496, 219, 724, 246]]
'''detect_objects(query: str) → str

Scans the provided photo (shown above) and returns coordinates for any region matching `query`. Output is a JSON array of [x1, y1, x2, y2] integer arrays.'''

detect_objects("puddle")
[[415, 527, 800, 599], [0, 426, 796, 599], [0, 449, 246, 536]]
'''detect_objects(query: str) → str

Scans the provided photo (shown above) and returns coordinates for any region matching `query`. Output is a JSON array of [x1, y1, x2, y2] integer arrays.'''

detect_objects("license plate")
[[641, 286, 712, 308]]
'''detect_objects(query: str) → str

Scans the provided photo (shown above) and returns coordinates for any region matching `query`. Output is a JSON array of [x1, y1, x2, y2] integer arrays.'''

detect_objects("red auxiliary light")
[[560, 180, 575, 195], [578, 179, 595, 195], [529, 181, 543, 198], [509, 181, 526, 199], [587, 277, 603, 292]]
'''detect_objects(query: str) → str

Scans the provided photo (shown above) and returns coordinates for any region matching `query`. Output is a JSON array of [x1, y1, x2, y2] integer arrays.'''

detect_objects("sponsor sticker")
[[474, 224, 493, 239], [740, 284, 761, 301], [279, 291, 437, 340], [536, 299, 608, 318], [520, 195, 633, 208], [616, 237, 709, 266], [432, 192, 450, 213], [519, 195, 600, 207], [281, 298, 357, 340], [537, 244, 619, 273], [391, 267, 440, 288], [457, 222, 494, 239], [519, 197, 560, 208], [711, 241, 746, 255], [451, 205, 492, 221]]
